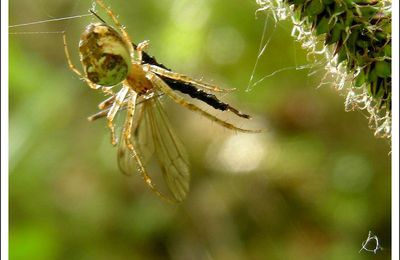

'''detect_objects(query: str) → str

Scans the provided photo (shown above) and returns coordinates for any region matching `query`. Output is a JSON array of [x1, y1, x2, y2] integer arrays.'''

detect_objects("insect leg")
[[145, 64, 236, 93], [147, 73, 262, 133], [122, 92, 176, 203]]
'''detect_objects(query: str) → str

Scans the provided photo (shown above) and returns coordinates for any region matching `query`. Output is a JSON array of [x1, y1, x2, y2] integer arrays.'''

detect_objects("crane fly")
[[63, 0, 260, 202]]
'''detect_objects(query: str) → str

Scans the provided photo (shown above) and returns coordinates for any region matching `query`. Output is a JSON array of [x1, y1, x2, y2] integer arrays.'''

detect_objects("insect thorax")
[[79, 23, 132, 86]]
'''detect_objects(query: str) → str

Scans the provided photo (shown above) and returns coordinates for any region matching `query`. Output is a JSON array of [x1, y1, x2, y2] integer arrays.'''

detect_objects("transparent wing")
[[117, 95, 190, 202], [117, 97, 154, 176], [146, 98, 190, 201]]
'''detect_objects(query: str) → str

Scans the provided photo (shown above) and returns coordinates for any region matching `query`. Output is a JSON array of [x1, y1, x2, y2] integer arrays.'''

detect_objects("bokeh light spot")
[[331, 154, 374, 193], [211, 134, 266, 174], [206, 27, 245, 65]]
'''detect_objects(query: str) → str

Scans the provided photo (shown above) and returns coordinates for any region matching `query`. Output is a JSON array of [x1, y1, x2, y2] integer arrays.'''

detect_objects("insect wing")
[[147, 98, 190, 201], [117, 96, 190, 202], [117, 100, 154, 176]]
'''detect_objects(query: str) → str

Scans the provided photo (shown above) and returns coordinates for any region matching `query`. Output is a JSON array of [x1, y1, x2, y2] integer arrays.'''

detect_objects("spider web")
[[9, 0, 91, 34], [246, 10, 325, 93], [254, 0, 392, 139]]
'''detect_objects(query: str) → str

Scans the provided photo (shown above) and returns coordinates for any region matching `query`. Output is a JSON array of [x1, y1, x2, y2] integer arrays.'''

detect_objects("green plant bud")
[[347, 57, 355, 70], [368, 66, 378, 83], [347, 30, 359, 51], [332, 2, 346, 16], [336, 46, 347, 64], [353, 0, 379, 4], [357, 6, 379, 17], [306, 0, 325, 16], [374, 60, 391, 78], [356, 39, 369, 49], [290, 0, 307, 4], [375, 32, 387, 41], [326, 23, 344, 45], [367, 80, 377, 96], [344, 11, 354, 26], [322, 0, 334, 5], [354, 69, 366, 87], [343, 0, 355, 8], [384, 45, 391, 57], [355, 53, 366, 67], [374, 80, 385, 99], [380, 20, 391, 34], [316, 16, 330, 35]]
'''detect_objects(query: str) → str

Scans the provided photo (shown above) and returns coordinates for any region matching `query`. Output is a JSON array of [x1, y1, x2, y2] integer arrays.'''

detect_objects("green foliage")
[[258, 0, 392, 138]]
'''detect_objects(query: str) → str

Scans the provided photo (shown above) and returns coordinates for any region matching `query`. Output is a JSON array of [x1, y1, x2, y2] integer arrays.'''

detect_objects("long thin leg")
[[122, 92, 176, 203], [98, 95, 116, 110], [88, 109, 110, 122], [63, 32, 117, 97], [63, 33, 100, 90], [123, 91, 137, 148], [147, 73, 262, 133], [136, 40, 150, 63], [106, 85, 129, 145], [95, 0, 135, 60], [88, 93, 165, 121], [144, 64, 236, 93]]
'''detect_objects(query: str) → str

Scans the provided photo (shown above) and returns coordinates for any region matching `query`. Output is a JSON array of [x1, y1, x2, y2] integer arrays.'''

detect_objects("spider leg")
[[122, 91, 137, 149], [98, 95, 116, 109], [122, 92, 176, 203], [89, 93, 166, 121], [101, 86, 116, 96], [63, 33, 100, 90], [144, 64, 236, 93], [95, 0, 135, 60], [88, 109, 109, 122], [89, 102, 129, 122], [106, 85, 129, 145], [136, 40, 150, 62], [63, 33, 117, 97], [146, 73, 262, 133]]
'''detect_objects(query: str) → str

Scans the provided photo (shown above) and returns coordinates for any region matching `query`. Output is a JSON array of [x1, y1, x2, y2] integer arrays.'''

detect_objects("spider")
[[63, 0, 260, 202]]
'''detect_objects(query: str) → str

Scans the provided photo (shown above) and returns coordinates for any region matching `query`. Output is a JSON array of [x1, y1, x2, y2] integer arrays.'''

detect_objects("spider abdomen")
[[79, 23, 131, 86]]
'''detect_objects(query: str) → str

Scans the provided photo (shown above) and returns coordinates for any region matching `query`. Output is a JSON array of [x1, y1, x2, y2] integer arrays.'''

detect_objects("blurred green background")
[[9, 0, 391, 259]]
